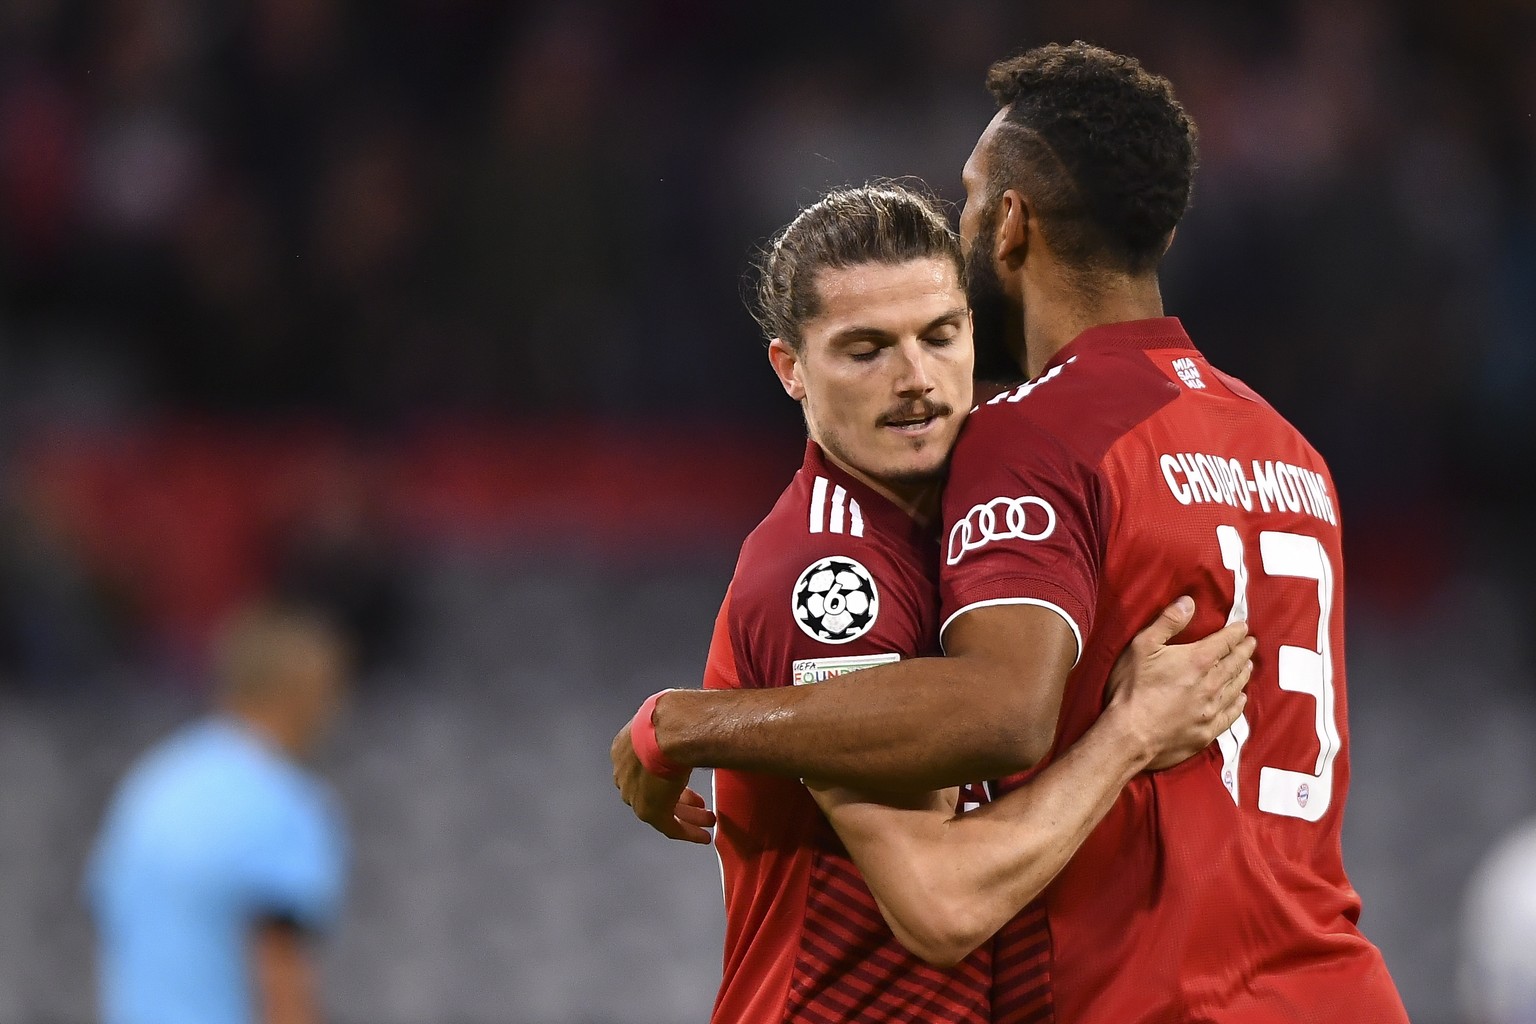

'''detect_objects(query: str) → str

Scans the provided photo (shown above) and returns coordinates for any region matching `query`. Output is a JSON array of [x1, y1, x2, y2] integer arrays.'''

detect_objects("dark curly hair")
[[750, 181, 963, 349], [983, 41, 1197, 275]]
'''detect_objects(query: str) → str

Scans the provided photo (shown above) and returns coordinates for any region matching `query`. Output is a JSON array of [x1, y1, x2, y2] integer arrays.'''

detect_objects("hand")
[[1104, 596, 1255, 772], [611, 721, 717, 844]]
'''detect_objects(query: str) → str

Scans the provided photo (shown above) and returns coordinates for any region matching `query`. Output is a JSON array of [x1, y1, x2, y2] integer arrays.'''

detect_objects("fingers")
[[1208, 690, 1249, 738], [654, 791, 716, 845], [1220, 646, 1255, 702], [674, 789, 717, 829], [1188, 619, 1250, 671], [1200, 644, 1253, 741], [614, 718, 715, 843], [662, 817, 715, 844], [631, 780, 715, 844], [1134, 595, 1198, 650], [675, 805, 717, 828], [1209, 635, 1257, 689], [1191, 638, 1253, 730]]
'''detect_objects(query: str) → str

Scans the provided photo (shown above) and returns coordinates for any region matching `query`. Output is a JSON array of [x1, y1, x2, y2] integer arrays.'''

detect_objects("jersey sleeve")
[[701, 585, 742, 692], [939, 407, 1105, 663], [241, 784, 347, 934], [730, 533, 929, 691]]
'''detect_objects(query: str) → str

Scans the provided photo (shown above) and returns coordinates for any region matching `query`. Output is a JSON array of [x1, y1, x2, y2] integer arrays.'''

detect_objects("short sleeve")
[[939, 410, 1104, 663], [241, 784, 347, 934], [731, 534, 930, 691]]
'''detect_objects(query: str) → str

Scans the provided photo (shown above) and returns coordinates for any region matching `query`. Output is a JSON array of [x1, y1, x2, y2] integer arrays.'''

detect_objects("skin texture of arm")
[[659, 603, 1079, 792], [810, 705, 1163, 968], [252, 920, 321, 1024]]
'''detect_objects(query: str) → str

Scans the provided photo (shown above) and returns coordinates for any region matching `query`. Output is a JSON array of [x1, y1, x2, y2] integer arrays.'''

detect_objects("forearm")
[[655, 655, 1055, 791], [253, 923, 321, 1024], [829, 704, 1153, 964], [935, 704, 1152, 925]]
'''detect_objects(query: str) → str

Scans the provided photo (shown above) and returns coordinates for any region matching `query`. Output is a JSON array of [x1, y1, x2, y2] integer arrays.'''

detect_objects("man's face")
[[959, 111, 1020, 379], [778, 258, 973, 491]]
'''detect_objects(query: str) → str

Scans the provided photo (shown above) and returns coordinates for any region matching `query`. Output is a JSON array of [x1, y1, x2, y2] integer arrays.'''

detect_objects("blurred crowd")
[[0, 0, 1532, 657]]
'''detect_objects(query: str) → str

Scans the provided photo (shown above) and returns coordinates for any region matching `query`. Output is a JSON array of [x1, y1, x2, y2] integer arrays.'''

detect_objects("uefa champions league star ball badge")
[[791, 556, 879, 644]]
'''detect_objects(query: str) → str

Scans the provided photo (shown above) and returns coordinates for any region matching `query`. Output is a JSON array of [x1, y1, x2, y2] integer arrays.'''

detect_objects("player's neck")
[[872, 476, 942, 529], [1021, 273, 1164, 379], [229, 705, 307, 761], [822, 450, 942, 529]]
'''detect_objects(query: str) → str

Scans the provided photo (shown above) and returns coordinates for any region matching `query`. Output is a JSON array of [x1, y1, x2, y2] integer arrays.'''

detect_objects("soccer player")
[[615, 43, 1409, 1022], [621, 180, 1252, 1023], [87, 605, 349, 1024]]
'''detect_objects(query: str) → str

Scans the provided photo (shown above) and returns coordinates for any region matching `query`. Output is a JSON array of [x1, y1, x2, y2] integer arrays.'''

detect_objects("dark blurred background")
[[0, 0, 1532, 1021]]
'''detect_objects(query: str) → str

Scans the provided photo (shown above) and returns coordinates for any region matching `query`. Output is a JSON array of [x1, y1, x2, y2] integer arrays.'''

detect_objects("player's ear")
[[768, 338, 806, 401], [996, 189, 1030, 270]]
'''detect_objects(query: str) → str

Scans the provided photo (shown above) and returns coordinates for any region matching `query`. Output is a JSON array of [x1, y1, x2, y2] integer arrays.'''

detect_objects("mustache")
[[878, 399, 952, 426]]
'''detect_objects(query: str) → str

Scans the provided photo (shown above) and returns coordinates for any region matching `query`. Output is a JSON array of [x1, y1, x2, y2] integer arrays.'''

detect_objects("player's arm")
[[252, 919, 322, 1024], [614, 597, 1249, 830], [671, 600, 1081, 786], [807, 611, 1253, 966], [243, 792, 344, 1017]]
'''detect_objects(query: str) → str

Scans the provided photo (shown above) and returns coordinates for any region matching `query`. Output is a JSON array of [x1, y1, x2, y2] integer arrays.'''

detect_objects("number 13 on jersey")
[[1214, 526, 1343, 822]]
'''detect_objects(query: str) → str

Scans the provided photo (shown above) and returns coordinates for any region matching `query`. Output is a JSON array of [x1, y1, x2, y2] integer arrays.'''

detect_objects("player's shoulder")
[[739, 470, 908, 593], [963, 348, 1177, 468], [746, 461, 921, 555], [186, 719, 329, 818], [731, 467, 929, 648]]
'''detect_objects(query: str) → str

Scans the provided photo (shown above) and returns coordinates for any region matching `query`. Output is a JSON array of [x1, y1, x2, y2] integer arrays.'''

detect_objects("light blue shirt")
[[86, 717, 346, 1024]]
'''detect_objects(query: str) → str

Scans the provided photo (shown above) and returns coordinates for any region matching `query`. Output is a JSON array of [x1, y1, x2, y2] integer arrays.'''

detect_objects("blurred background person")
[[85, 604, 350, 1024], [1461, 818, 1536, 1024]]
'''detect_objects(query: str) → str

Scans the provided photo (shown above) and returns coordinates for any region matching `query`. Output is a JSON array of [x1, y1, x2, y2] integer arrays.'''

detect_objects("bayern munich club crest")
[[791, 556, 879, 644]]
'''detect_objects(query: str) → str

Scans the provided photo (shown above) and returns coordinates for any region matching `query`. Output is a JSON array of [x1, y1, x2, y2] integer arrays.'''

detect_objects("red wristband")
[[630, 689, 689, 781]]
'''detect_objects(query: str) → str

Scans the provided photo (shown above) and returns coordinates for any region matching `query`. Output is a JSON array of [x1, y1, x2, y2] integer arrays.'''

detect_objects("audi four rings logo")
[[946, 496, 1057, 565]]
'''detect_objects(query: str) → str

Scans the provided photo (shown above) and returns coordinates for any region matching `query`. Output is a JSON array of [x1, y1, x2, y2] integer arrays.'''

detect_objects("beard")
[[820, 427, 948, 491], [965, 224, 1026, 384]]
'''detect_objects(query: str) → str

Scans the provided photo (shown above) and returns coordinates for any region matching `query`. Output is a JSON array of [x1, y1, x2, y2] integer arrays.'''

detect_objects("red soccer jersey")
[[941, 318, 1408, 1024], [706, 441, 998, 1024]]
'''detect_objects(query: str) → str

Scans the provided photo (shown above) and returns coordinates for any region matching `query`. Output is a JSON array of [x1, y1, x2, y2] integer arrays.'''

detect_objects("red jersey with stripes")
[[939, 318, 1407, 1023], [705, 440, 1000, 1024]]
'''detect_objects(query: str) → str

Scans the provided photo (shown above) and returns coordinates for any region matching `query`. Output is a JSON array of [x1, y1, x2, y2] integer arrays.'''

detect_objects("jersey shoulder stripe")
[[983, 355, 1079, 407], [808, 476, 864, 537], [966, 348, 1178, 472]]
